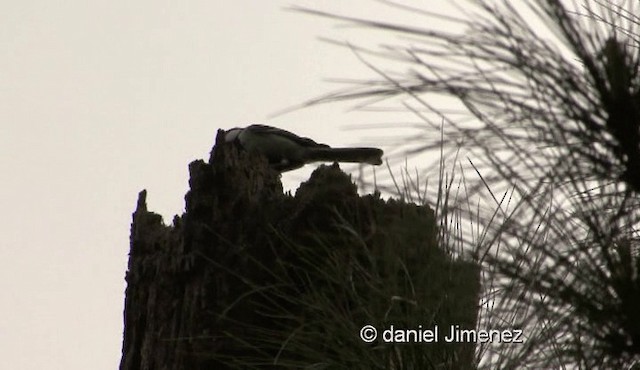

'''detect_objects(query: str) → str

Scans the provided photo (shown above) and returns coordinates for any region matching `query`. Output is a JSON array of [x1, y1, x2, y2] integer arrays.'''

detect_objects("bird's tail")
[[306, 147, 383, 165]]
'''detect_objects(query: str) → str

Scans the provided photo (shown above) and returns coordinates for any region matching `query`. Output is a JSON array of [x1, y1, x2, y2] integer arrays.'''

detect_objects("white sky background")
[[0, 1, 463, 369]]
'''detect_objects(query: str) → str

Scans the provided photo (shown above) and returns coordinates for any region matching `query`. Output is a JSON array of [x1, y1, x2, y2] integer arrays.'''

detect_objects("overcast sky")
[[1, 1, 458, 369]]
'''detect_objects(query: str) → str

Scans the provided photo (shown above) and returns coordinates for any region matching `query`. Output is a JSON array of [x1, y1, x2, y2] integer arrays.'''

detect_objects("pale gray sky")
[[1, 1, 453, 369]]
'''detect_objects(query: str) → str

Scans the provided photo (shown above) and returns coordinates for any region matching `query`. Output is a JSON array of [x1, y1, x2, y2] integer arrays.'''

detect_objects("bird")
[[223, 124, 383, 172]]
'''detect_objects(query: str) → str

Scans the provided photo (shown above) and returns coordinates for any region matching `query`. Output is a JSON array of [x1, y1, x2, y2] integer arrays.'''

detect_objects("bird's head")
[[224, 127, 243, 143]]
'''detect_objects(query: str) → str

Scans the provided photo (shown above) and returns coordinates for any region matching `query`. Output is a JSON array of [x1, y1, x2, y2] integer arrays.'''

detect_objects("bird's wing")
[[247, 124, 330, 149]]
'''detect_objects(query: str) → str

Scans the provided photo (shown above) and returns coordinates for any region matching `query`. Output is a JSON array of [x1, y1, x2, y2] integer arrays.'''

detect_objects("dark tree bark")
[[120, 131, 480, 369]]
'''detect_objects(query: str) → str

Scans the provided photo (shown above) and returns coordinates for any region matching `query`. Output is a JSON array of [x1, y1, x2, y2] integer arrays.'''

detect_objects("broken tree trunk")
[[120, 131, 480, 369]]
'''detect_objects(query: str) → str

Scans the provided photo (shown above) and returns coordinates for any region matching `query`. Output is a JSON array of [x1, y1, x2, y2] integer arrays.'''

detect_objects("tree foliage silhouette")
[[299, 1, 640, 368]]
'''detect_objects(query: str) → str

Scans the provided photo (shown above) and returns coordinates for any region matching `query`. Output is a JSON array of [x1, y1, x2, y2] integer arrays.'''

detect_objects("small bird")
[[224, 124, 383, 172]]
